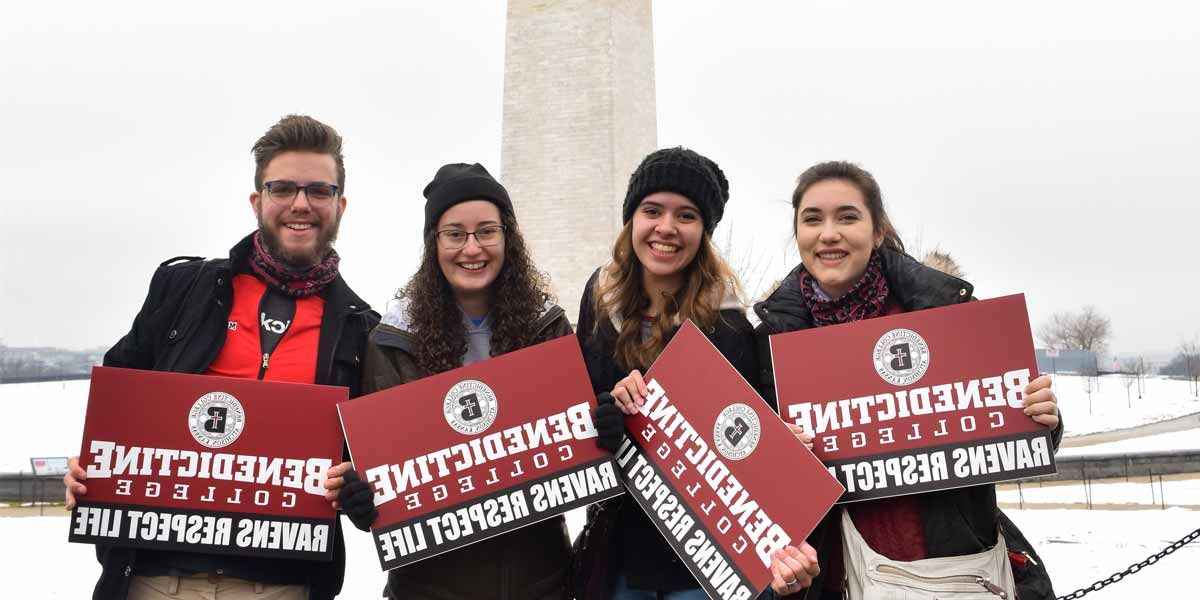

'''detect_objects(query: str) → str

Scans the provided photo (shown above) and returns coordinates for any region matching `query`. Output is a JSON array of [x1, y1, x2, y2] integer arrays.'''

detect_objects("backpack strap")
[[160, 255, 204, 268]]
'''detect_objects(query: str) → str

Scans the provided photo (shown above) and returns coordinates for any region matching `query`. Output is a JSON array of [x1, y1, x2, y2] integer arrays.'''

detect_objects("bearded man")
[[63, 114, 379, 600]]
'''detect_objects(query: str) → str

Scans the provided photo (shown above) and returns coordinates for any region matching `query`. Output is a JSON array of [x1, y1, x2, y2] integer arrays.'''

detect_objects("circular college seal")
[[713, 403, 761, 461], [443, 379, 498, 435], [873, 328, 931, 386], [187, 392, 246, 448]]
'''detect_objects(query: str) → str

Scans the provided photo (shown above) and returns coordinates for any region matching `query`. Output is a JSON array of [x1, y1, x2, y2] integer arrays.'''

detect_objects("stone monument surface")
[[501, 0, 657, 321]]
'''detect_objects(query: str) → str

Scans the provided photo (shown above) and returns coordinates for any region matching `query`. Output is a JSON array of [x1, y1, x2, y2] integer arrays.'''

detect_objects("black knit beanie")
[[622, 147, 728, 232], [422, 163, 514, 234]]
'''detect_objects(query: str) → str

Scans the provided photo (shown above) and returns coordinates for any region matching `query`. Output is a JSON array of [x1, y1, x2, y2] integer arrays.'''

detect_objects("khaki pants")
[[128, 574, 307, 600]]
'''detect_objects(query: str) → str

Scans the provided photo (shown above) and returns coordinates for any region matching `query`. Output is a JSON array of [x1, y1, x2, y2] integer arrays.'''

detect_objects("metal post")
[[1149, 469, 1156, 506], [1082, 461, 1092, 510]]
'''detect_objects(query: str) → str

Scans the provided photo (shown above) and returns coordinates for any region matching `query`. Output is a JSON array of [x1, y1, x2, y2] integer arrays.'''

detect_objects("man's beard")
[[256, 212, 340, 270]]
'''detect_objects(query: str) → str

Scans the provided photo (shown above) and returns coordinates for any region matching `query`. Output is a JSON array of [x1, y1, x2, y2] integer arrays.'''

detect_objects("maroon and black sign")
[[338, 335, 623, 571], [617, 321, 843, 600], [68, 367, 347, 560], [771, 294, 1057, 502]]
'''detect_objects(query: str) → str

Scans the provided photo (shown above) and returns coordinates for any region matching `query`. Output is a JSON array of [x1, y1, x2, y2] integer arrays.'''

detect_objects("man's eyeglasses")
[[263, 180, 340, 206], [436, 225, 506, 250]]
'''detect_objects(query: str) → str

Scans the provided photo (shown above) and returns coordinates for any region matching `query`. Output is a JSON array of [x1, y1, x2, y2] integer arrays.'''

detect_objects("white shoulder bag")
[[840, 508, 1016, 599]]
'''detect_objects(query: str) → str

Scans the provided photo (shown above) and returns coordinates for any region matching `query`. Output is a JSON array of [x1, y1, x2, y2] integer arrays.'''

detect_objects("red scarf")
[[247, 231, 340, 298], [799, 252, 890, 326]]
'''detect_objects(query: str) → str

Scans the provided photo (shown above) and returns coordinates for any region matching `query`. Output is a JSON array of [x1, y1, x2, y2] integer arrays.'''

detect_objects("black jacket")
[[753, 249, 1059, 600], [360, 299, 575, 600], [94, 233, 379, 600], [572, 268, 763, 597]]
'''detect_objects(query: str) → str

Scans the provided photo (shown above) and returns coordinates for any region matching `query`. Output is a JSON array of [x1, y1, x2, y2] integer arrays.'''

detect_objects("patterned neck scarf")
[[799, 251, 890, 327], [248, 231, 340, 298]]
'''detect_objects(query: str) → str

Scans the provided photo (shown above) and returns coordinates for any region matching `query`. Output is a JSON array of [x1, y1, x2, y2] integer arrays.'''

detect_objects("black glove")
[[594, 392, 625, 454], [338, 469, 379, 532]]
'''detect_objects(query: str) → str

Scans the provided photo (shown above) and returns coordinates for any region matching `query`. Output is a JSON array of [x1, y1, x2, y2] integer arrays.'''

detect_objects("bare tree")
[[1121, 358, 1139, 408], [715, 225, 782, 307], [1180, 337, 1200, 397], [1081, 353, 1100, 413], [0, 354, 32, 382], [1136, 355, 1147, 398], [1037, 305, 1112, 353]]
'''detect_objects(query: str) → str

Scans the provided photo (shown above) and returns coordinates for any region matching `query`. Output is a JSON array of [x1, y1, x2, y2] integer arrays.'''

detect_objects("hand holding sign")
[[785, 424, 815, 450], [337, 470, 379, 532], [1022, 375, 1059, 428], [593, 393, 625, 453], [63, 456, 87, 510], [322, 462, 353, 507], [770, 543, 820, 595], [611, 369, 649, 415]]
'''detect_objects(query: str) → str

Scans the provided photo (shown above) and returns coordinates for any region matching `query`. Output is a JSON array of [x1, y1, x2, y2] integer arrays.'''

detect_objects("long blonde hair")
[[594, 221, 743, 371]]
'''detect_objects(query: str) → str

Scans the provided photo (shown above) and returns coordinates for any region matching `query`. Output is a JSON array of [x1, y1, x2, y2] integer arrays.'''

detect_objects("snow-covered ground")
[[1052, 374, 1200, 437], [1060, 430, 1200, 456], [1, 379, 93, 473], [998, 476, 1200, 508], [2, 375, 1198, 473], [3, 507, 1195, 599]]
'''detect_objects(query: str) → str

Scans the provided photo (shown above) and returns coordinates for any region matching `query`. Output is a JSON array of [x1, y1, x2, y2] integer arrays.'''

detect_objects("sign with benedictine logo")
[[338, 334, 623, 572], [68, 367, 347, 560], [771, 294, 1058, 503], [617, 321, 843, 600]]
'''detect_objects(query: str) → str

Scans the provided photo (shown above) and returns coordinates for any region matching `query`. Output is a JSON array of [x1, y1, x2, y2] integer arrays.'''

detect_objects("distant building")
[[0, 345, 102, 382], [1035, 348, 1099, 375]]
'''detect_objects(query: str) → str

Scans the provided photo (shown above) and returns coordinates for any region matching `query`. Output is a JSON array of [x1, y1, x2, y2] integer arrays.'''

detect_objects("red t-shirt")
[[205, 274, 324, 383]]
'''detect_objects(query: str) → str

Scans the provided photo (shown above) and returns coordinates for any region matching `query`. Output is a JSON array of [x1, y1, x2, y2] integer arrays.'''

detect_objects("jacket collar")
[[227, 232, 255, 272], [375, 297, 565, 353], [753, 248, 973, 333], [226, 231, 367, 315]]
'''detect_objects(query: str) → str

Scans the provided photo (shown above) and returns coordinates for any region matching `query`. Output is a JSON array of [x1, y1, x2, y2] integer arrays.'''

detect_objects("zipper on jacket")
[[875, 564, 1007, 598], [257, 289, 297, 381]]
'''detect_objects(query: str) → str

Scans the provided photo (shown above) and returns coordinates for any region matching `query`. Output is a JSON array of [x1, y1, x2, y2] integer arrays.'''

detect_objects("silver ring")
[[785, 578, 798, 587]]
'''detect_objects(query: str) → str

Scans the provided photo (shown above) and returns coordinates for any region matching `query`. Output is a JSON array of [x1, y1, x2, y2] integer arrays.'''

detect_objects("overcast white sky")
[[2, 0, 1198, 361]]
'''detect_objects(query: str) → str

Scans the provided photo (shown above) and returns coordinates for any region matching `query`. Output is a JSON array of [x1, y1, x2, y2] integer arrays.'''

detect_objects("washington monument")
[[501, 0, 658, 320]]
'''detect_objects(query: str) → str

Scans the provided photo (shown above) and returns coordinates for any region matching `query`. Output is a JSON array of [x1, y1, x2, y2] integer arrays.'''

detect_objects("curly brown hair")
[[594, 221, 742, 372], [397, 211, 553, 375]]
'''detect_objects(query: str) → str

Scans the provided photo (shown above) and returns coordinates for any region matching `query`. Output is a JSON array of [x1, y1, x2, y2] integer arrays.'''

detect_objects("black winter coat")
[[94, 233, 378, 600], [753, 249, 1059, 600], [572, 268, 763, 598]]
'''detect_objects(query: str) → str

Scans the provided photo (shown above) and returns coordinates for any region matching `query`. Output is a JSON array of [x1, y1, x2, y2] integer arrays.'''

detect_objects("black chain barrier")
[[1056, 527, 1200, 600]]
